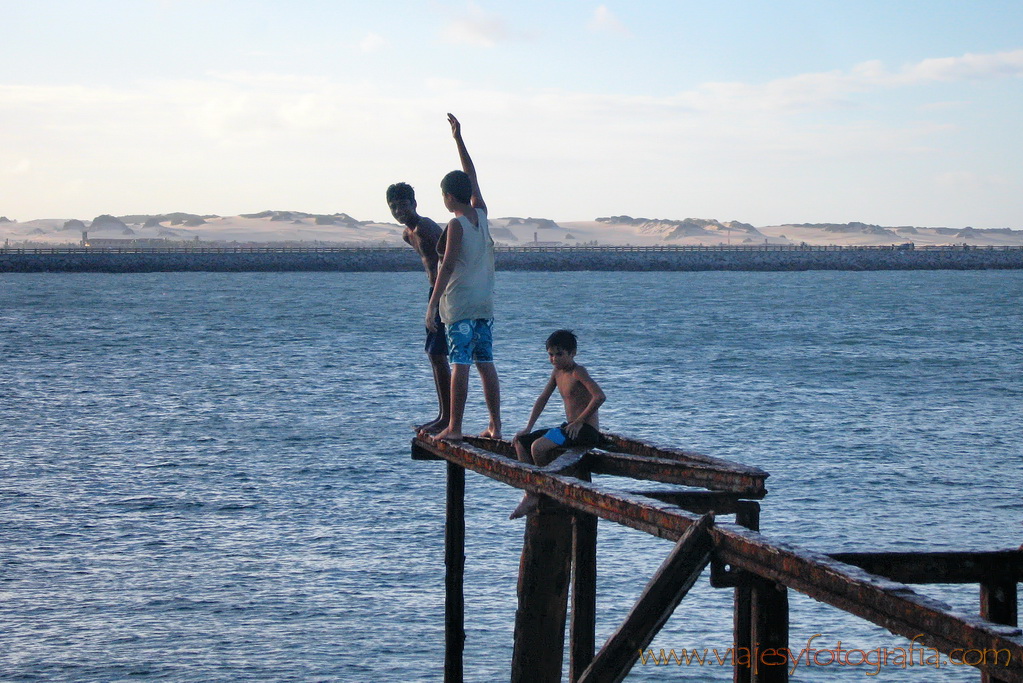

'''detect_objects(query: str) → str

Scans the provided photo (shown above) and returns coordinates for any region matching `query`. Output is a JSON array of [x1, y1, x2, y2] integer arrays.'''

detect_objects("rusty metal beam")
[[830, 551, 1023, 584], [601, 433, 768, 479], [625, 490, 757, 515], [414, 435, 1023, 682], [412, 435, 705, 540], [590, 451, 766, 498], [578, 513, 715, 683], [444, 462, 465, 683], [750, 577, 790, 683], [713, 524, 1023, 683], [511, 498, 574, 683], [570, 485, 598, 682], [465, 433, 768, 496], [983, 580, 1019, 683]]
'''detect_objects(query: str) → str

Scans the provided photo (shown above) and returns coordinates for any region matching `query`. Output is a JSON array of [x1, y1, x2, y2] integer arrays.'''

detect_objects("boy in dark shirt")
[[387, 182, 450, 433]]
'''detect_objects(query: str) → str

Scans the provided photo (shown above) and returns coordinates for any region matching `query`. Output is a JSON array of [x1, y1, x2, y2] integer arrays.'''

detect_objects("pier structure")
[[411, 432, 1023, 682]]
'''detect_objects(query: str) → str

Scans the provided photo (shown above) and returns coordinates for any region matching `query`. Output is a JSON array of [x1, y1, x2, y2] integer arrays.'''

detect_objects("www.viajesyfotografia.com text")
[[638, 634, 1012, 676]]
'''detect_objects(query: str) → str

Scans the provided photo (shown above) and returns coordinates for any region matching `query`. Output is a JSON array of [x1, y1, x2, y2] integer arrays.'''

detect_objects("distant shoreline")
[[2, 244, 1022, 273]]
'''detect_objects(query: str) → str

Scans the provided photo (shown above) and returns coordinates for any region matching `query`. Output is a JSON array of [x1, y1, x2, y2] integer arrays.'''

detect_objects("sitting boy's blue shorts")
[[517, 422, 603, 450], [446, 318, 494, 365]]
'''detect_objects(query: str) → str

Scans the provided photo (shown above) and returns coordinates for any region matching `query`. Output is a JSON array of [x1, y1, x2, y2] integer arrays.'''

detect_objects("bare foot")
[[418, 417, 448, 434], [436, 427, 464, 442], [509, 494, 539, 519], [480, 424, 502, 439]]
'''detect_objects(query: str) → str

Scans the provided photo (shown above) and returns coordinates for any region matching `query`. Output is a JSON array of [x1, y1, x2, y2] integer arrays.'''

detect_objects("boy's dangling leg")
[[509, 436, 557, 519]]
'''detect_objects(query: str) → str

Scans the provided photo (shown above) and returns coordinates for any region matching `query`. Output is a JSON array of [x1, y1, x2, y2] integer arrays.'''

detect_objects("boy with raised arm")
[[386, 181, 450, 433], [426, 113, 501, 441], [510, 330, 606, 519]]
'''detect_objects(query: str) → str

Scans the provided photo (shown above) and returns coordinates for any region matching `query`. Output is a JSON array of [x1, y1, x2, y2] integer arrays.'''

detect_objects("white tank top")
[[440, 208, 495, 324]]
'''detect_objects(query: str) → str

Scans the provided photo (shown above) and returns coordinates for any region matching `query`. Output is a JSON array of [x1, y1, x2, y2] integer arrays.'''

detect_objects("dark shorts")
[[425, 314, 447, 356], [516, 422, 603, 451], [425, 289, 446, 356]]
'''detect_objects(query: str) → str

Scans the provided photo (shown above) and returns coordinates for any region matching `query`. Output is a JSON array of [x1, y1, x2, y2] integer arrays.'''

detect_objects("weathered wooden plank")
[[511, 498, 575, 683], [444, 462, 465, 683], [578, 513, 715, 683], [590, 450, 767, 498], [830, 551, 1023, 584], [713, 524, 1023, 683]]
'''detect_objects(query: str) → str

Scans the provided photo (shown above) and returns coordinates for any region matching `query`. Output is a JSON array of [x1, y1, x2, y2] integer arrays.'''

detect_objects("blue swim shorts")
[[446, 318, 494, 365], [517, 422, 603, 450]]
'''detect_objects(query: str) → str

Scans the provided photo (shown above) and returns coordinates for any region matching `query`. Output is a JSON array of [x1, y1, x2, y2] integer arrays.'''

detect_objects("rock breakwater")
[[2, 246, 1022, 273]]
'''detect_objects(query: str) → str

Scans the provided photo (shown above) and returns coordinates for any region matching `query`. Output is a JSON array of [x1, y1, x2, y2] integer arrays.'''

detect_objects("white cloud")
[[6, 159, 33, 175], [0, 47, 1018, 224], [359, 32, 386, 53], [905, 50, 1023, 83], [587, 5, 632, 37], [935, 171, 1011, 190], [441, 3, 510, 48], [919, 100, 967, 111], [668, 49, 1023, 115], [424, 77, 465, 92]]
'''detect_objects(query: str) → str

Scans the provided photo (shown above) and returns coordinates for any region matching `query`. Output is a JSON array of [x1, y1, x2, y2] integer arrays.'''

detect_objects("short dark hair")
[[546, 329, 577, 353], [386, 182, 415, 204], [440, 170, 472, 204]]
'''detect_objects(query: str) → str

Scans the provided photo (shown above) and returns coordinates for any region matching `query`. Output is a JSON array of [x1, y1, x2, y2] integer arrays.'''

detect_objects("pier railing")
[[411, 433, 1022, 682]]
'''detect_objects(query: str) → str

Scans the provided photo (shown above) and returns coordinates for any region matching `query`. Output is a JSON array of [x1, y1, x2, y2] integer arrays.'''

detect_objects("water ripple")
[[1, 270, 1021, 682]]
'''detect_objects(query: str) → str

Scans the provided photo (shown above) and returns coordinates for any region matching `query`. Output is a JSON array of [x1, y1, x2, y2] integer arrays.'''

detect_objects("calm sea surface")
[[2, 270, 1021, 682]]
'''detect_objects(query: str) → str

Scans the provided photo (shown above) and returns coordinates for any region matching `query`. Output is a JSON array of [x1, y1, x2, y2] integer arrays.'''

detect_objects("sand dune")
[[1, 213, 1021, 248]]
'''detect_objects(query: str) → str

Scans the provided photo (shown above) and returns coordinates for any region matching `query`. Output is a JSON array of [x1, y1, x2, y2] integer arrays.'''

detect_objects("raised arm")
[[448, 113, 486, 214]]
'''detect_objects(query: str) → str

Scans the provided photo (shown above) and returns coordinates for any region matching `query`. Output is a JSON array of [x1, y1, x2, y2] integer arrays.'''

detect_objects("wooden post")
[[733, 502, 760, 683], [570, 508, 598, 681], [981, 579, 1018, 683], [578, 513, 715, 683], [750, 577, 788, 683], [445, 462, 466, 683], [511, 497, 575, 683]]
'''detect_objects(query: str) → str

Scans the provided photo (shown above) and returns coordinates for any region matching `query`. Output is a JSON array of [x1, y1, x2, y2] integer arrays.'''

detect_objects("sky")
[[1, 1, 1022, 227]]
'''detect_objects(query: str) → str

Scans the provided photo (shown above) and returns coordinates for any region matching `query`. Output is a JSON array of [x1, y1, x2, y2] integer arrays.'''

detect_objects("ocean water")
[[1, 270, 1021, 682]]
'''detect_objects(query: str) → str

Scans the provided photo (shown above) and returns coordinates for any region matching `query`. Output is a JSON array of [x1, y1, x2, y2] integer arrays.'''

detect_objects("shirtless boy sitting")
[[510, 329, 606, 519]]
